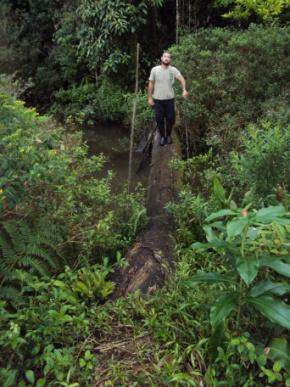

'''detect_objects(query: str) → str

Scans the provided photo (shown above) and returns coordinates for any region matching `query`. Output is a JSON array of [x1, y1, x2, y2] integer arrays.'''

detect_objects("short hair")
[[162, 50, 171, 56]]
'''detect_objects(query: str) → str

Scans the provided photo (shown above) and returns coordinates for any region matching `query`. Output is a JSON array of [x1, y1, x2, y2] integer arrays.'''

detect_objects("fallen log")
[[111, 127, 182, 298]]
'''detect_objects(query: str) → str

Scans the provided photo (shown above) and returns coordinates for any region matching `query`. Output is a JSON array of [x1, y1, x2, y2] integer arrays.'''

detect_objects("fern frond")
[[19, 256, 49, 277]]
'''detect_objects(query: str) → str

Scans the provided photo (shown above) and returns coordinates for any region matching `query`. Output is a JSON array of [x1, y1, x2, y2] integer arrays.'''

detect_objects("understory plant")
[[185, 203, 290, 383], [0, 260, 116, 386]]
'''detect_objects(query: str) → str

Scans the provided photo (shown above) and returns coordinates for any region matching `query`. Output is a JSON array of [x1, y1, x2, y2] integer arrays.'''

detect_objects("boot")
[[166, 135, 172, 144], [160, 136, 165, 146]]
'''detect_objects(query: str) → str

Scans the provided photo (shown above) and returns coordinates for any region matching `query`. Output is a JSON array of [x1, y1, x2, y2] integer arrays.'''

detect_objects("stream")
[[83, 123, 149, 191]]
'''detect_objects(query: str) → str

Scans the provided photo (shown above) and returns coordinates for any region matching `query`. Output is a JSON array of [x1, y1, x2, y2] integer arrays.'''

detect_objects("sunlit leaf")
[[226, 217, 248, 238], [249, 280, 290, 297], [268, 338, 290, 370], [210, 292, 238, 328], [205, 209, 236, 222], [184, 272, 236, 286], [236, 255, 258, 285], [260, 257, 290, 278], [247, 295, 290, 329], [254, 205, 287, 224]]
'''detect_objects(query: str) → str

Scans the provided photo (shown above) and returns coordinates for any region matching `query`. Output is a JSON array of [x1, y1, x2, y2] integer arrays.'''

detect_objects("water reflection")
[[83, 123, 149, 191]]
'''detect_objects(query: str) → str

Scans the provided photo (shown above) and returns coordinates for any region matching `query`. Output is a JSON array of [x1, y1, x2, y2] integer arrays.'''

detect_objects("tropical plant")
[[186, 204, 290, 334], [215, 0, 290, 21], [171, 24, 290, 157], [230, 121, 290, 203], [0, 218, 66, 304], [0, 261, 114, 385]]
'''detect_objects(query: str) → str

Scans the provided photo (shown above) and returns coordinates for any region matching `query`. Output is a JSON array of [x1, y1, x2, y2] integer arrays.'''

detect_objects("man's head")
[[161, 51, 171, 66]]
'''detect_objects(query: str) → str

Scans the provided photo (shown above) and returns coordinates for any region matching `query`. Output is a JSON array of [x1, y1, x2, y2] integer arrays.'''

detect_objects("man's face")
[[161, 53, 171, 65]]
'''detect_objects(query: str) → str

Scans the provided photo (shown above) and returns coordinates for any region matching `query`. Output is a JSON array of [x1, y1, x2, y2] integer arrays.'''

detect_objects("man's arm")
[[147, 80, 155, 106], [176, 74, 189, 98]]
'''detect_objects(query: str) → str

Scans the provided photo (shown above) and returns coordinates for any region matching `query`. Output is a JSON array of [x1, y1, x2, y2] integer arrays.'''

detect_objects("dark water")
[[83, 123, 149, 191]]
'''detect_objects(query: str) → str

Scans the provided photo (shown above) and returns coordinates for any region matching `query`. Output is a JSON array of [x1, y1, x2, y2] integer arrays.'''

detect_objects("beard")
[[161, 59, 170, 66]]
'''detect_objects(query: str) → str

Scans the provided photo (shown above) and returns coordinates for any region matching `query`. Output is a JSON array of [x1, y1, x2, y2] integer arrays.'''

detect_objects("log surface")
[[111, 129, 181, 297]]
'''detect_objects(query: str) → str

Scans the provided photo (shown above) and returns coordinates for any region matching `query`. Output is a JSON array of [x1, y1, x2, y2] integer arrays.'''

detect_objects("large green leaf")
[[191, 239, 227, 251], [184, 272, 236, 286], [213, 176, 226, 203], [226, 217, 248, 239], [191, 242, 212, 251], [260, 257, 290, 278], [208, 221, 226, 231], [237, 255, 258, 285], [208, 322, 227, 359], [210, 292, 238, 328], [274, 218, 290, 225], [205, 209, 236, 222], [268, 338, 290, 370], [249, 280, 290, 297], [254, 205, 287, 224], [247, 295, 290, 330], [203, 225, 217, 242]]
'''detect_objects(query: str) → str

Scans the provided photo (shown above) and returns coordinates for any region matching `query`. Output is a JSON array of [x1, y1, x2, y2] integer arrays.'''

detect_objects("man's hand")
[[182, 89, 189, 99], [148, 97, 155, 107]]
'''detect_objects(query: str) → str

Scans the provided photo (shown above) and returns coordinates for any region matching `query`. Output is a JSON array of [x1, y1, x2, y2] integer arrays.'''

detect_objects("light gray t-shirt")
[[148, 65, 181, 100]]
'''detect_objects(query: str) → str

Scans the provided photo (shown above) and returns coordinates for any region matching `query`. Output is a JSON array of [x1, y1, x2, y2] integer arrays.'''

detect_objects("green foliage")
[[214, 0, 290, 21], [0, 0, 64, 108], [166, 190, 209, 245], [1, 9, 290, 386], [123, 90, 155, 143], [94, 78, 128, 122], [51, 82, 98, 126], [0, 262, 114, 385], [76, 0, 164, 75], [171, 24, 290, 156], [189, 204, 290, 333], [0, 89, 147, 304], [53, 1, 87, 85], [0, 218, 66, 304], [230, 121, 290, 202], [50, 77, 155, 128], [205, 334, 290, 384], [51, 79, 128, 125], [82, 238, 290, 385]]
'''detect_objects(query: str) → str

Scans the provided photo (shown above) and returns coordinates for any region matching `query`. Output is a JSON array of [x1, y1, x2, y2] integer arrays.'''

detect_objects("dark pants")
[[153, 98, 175, 138]]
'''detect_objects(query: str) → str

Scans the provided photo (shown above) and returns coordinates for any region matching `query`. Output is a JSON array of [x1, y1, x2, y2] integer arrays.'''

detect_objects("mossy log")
[[111, 128, 182, 298]]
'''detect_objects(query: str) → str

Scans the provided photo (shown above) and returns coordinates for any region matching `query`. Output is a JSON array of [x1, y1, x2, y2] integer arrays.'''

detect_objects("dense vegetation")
[[0, 0, 290, 385]]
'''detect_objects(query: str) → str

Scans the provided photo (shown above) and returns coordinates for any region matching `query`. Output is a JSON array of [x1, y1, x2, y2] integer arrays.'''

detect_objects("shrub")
[[170, 23, 290, 156], [231, 121, 290, 202], [0, 262, 114, 385], [51, 78, 128, 126], [0, 90, 147, 303]]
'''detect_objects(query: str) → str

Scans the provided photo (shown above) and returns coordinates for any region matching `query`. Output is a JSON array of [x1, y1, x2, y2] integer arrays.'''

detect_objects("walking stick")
[[135, 121, 158, 174], [128, 42, 140, 191]]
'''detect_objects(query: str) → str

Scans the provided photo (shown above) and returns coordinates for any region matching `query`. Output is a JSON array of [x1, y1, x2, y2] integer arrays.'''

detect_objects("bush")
[[170, 23, 290, 156], [231, 121, 290, 202], [0, 262, 114, 385], [51, 78, 128, 126], [0, 90, 147, 303]]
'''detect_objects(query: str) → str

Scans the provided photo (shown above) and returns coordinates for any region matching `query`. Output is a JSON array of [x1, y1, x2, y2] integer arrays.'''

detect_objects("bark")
[[111, 128, 181, 298]]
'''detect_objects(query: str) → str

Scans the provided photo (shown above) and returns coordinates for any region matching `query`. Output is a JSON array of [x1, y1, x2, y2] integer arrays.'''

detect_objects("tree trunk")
[[111, 128, 181, 298]]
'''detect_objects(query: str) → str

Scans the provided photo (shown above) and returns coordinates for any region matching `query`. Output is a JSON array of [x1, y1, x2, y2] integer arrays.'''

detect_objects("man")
[[147, 51, 188, 146]]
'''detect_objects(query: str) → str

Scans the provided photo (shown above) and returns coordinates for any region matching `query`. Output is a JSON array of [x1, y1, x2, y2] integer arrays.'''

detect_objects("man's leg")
[[165, 98, 175, 143], [153, 99, 166, 145]]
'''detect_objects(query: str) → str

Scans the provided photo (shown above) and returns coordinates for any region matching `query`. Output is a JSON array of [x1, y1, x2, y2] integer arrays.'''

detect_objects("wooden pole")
[[188, 0, 191, 31], [176, 0, 179, 44], [128, 42, 140, 192], [185, 119, 190, 159]]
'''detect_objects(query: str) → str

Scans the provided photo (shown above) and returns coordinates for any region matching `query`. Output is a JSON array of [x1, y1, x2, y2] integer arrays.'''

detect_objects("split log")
[[111, 128, 182, 298]]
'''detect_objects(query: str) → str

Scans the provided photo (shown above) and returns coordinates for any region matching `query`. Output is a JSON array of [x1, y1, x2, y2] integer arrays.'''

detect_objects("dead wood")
[[111, 128, 181, 298]]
